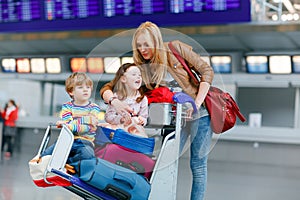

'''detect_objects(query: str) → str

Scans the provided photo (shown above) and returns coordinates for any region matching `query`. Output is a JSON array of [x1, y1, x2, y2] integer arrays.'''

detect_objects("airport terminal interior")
[[1, 0, 300, 199]]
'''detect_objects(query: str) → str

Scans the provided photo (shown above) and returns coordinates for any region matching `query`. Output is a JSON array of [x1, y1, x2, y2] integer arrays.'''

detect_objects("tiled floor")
[[1, 141, 300, 200]]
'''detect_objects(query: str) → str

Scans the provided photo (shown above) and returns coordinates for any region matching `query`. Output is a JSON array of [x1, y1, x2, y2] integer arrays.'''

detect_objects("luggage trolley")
[[33, 92, 197, 200]]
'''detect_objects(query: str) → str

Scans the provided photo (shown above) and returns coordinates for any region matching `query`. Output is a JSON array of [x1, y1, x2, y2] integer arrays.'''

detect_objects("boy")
[[42, 72, 102, 164]]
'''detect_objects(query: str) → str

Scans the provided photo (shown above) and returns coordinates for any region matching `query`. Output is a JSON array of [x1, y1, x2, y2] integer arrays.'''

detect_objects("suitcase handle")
[[113, 172, 136, 189]]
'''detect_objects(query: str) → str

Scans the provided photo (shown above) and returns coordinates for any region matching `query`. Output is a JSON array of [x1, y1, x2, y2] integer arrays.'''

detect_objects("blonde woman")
[[100, 21, 214, 200]]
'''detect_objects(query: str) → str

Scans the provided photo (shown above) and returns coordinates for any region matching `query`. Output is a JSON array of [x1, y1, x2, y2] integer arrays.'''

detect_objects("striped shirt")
[[60, 101, 102, 141]]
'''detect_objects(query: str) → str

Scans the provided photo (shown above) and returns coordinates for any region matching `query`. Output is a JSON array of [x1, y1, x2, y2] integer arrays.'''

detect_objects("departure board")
[[170, 0, 240, 13], [45, 0, 100, 20], [0, 0, 251, 32], [104, 0, 165, 17], [0, 0, 40, 22]]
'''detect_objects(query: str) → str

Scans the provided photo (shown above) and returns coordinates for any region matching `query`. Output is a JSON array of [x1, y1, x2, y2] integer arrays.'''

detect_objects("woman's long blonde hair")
[[132, 21, 168, 90]]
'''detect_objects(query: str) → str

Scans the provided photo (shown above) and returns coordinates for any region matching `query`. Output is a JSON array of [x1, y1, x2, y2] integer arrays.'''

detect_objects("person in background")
[[100, 21, 214, 200], [101, 63, 148, 138], [42, 72, 102, 164], [1, 99, 18, 159]]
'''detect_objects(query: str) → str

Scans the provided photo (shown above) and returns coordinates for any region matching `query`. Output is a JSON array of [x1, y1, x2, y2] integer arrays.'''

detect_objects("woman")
[[1, 99, 18, 159], [100, 21, 214, 200]]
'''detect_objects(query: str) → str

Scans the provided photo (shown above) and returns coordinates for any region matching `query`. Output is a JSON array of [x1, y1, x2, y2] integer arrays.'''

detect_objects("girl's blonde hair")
[[111, 63, 144, 103], [132, 21, 167, 90], [65, 72, 93, 98]]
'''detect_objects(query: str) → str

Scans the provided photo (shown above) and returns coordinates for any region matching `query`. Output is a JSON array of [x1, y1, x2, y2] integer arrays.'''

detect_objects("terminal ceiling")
[[0, 23, 300, 56]]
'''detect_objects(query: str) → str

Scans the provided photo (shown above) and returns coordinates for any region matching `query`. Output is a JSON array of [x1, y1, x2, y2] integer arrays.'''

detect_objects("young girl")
[[103, 63, 148, 137]]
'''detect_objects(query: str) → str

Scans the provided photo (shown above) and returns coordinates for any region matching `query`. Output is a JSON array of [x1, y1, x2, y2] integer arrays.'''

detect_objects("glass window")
[[246, 56, 268, 73], [292, 56, 300, 73], [45, 58, 61, 73], [87, 57, 104, 73], [121, 57, 134, 65], [70, 57, 87, 72], [211, 56, 231, 73], [269, 55, 291, 74], [31, 58, 46, 73], [104, 57, 121, 73], [16, 58, 30, 73], [1, 58, 16, 72]]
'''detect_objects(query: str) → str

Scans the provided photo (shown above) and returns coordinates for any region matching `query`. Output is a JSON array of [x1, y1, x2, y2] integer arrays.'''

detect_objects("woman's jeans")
[[180, 115, 212, 200]]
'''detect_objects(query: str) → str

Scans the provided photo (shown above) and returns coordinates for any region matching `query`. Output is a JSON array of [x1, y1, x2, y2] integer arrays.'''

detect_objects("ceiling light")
[[272, 14, 279, 20]]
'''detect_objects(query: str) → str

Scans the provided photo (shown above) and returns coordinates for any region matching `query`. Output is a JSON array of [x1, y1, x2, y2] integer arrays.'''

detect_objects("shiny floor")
[[1, 142, 300, 200]]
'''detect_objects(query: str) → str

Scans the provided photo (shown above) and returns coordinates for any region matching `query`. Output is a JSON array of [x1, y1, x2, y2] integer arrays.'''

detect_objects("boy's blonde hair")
[[65, 72, 93, 98]]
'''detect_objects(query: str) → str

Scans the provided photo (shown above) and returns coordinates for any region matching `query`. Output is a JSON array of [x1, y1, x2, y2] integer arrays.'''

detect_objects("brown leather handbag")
[[168, 41, 246, 133]]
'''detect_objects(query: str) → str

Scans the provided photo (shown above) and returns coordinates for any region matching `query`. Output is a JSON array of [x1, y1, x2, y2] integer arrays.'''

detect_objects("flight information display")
[[103, 0, 165, 17], [0, 0, 251, 32], [45, 0, 100, 20], [0, 0, 40, 22], [170, 0, 240, 13]]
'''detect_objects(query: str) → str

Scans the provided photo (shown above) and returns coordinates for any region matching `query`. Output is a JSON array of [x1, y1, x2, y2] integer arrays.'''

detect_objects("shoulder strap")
[[226, 95, 246, 122], [168, 42, 199, 84]]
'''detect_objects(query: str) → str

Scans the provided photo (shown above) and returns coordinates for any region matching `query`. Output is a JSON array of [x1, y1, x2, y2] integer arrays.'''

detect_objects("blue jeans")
[[181, 115, 212, 200], [41, 139, 95, 164]]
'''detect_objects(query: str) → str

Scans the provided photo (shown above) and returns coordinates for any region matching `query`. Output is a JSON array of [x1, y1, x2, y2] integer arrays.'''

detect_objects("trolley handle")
[[172, 92, 198, 114], [36, 123, 56, 157]]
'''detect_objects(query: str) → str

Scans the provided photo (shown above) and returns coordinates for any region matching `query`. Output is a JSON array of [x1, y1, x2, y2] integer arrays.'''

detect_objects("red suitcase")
[[95, 143, 156, 180]]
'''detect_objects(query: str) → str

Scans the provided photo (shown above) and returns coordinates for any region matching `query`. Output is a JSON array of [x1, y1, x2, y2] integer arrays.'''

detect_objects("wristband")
[[108, 96, 118, 105]]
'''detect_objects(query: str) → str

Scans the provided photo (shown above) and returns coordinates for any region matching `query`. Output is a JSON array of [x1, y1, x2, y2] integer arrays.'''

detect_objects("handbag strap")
[[168, 42, 199, 84], [169, 42, 247, 122], [228, 95, 246, 122]]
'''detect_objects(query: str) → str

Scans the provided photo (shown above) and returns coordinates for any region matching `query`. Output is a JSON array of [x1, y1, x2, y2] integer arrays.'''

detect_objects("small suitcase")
[[75, 157, 151, 200], [95, 143, 156, 180], [95, 126, 155, 155]]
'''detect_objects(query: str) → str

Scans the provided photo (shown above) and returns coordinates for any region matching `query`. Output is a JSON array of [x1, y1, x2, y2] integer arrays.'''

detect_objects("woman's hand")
[[111, 99, 133, 125], [186, 99, 203, 119], [186, 107, 194, 120], [186, 81, 209, 119], [111, 98, 133, 113]]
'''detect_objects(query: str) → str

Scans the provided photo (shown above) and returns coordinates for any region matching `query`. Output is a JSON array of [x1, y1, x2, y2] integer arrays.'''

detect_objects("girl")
[[103, 63, 148, 138]]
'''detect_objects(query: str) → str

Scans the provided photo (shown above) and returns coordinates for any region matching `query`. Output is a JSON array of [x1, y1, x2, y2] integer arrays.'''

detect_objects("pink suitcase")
[[95, 143, 156, 180]]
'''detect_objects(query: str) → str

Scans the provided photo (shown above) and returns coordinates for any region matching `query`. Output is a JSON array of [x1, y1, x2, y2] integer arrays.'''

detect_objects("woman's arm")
[[100, 82, 134, 123], [100, 81, 114, 103], [195, 82, 210, 109]]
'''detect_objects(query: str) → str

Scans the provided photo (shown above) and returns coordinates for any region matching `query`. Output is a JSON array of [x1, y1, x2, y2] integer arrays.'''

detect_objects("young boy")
[[42, 72, 102, 164]]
